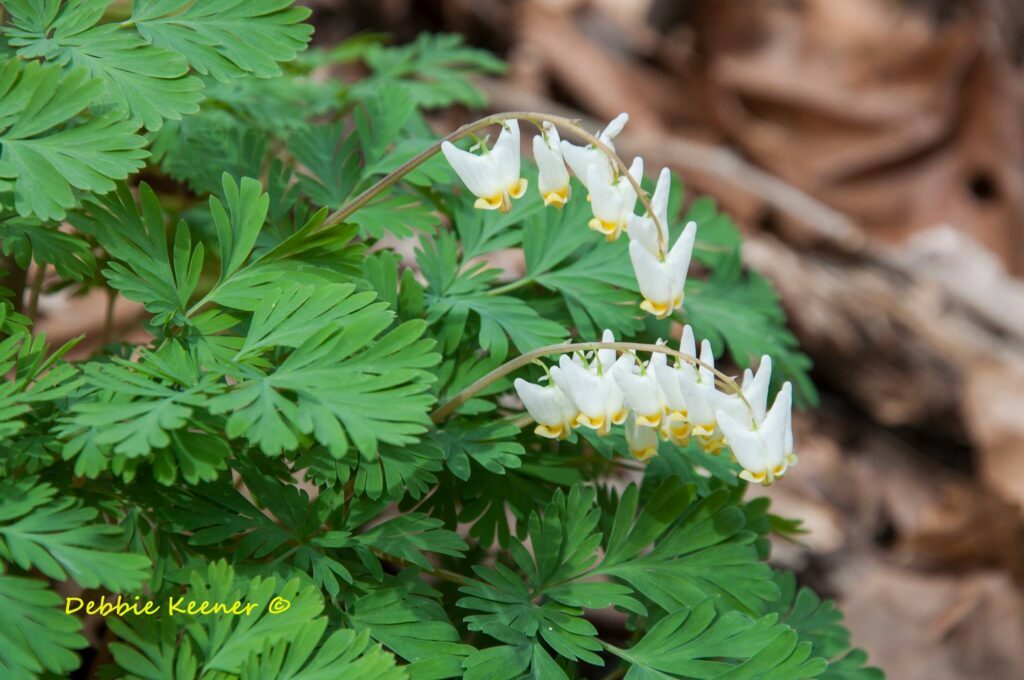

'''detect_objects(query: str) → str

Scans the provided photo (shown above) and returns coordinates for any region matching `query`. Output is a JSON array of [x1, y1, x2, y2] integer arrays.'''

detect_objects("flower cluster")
[[443, 113, 796, 485], [441, 114, 696, 320], [514, 328, 797, 485]]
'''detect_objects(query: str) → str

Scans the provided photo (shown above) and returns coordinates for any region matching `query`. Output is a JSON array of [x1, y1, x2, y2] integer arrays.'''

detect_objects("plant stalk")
[[320, 111, 668, 254], [430, 341, 754, 423]]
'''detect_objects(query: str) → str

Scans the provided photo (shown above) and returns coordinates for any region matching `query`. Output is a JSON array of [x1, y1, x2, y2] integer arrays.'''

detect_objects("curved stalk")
[[430, 341, 754, 424], [320, 111, 668, 254]]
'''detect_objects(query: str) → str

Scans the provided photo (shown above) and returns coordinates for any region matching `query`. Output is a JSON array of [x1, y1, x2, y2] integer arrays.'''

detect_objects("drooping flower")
[[628, 220, 697, 319], [441, 120, 527, 212], [614, 353, 666, 428], [673, 338, 727, 454], [627, 167, 671, 257], [532, 121, 571, 207], [715, 355, 773, 428], [513, 378, 578, 439], [587, 157, 643, 241], [560, 112, 628, 191], [625, 412, 660, 461], [550, 330, 630, 435], [717, 382, 796, 485], [651, 327, 696, 442]]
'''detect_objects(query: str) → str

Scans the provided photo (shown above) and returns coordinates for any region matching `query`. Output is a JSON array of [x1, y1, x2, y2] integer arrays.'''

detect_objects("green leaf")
[[0, 213, 95, 280], [72, 183, 203, 325], [107, 560, 372, 679], [609, 599, 827, 679], [348, 576, 473, 678], [460, 486, 649, 669], [133, 0, 313, 81], [767, 572, 883, 680], [597, 481, 778, 615], [353, 33, 504, 108], [0, 477, 151, 590], [435, 421, 524, 480], [0, 59, 147, 220], [6, 0, 204, 129], [238, 626, 406, 680], [0, 332, 81, 443], [0, 574, 87, 678], [208, 283, 438, 459], [683, 263, 817, 406]]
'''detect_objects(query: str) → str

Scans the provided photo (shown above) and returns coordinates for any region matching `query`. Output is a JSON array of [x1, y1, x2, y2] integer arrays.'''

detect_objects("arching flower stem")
[[319, 111, 668, 255], [431, 340, 755, 424]]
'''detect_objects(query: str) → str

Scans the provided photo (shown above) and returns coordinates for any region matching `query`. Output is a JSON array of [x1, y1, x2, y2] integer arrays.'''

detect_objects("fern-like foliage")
[[0, 5, 882, 679]]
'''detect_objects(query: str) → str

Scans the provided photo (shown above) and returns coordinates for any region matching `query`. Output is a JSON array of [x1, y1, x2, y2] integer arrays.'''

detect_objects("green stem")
[[372, 549, 470, 586], [487, 277, 534, 297], [430, 341, 754, 424], [317, 111, 668, 254]]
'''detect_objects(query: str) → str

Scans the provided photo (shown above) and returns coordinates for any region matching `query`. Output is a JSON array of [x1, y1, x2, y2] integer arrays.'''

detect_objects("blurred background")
[[36, 0, 1024, 677], [300, 1, 1024, 677]]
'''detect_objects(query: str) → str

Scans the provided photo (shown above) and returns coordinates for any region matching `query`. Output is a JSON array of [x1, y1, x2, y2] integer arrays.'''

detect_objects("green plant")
[[0, 3, 880, 678]]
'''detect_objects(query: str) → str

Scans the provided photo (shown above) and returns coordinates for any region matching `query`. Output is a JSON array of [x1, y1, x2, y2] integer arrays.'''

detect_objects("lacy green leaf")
[[132, 0, 313, 81], [0, 59, 147, 220]]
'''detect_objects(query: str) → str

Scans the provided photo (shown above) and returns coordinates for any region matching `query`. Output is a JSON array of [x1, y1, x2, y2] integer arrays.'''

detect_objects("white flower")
[[628, 220, 696, 319], [614, 354, 666, 428], [588, 157, 643, 242], [650, 327, 697, 439], [627, 167, 671, 257], [514, 378, 578, 439], [441, 120, 527, 212], [717, 382, 796, 485], [550, 330, 630, 435], [532, 121, 570, 207], [673, 338, 727, 453], [560, 112, 628, 191], [715, 355, 773, 428], [625, 412, 660, 461]]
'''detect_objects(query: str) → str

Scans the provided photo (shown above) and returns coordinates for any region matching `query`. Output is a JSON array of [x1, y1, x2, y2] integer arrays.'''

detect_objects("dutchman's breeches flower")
[[441, 120, 527, 212], [625, 412, 660, 461], [514, 378, 579, 439], [673, 338, 726, 453], [550, 330, 630, 436], [560, 112, 629, 192], [628, 221, 697, 319], [587, 157, 643, 241], [716, 382, 797, 485], [533, 121, 571, 207], [614, 356, 667, 428], [715, 355, 773, 428]]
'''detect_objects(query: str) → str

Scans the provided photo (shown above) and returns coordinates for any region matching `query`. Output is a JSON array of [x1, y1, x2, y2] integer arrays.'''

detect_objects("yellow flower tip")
[[534, 423, 564, 439], [772, 464, 787, 478], [636, 412, 662, 428], [785, 452, 798, 466], [631, 447, 658, 462], [588, 217, 621, 241], [640, 298, 673, 319], [577, 413, 606, 433], [474, 195, 504, 211], [739, 469, 769, 485], [611, 409, 629, 426], [508, 178, 528, 199], [542, 186, 570, 208], [691, 424, 715, 437]]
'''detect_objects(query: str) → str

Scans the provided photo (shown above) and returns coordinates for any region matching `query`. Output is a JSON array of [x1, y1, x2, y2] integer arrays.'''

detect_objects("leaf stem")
[[319, 111, 667, 254], [430, 341, 754, 423], [371, 549, 470, 586], [486, 276, 534, 297]]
